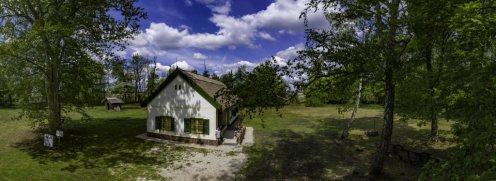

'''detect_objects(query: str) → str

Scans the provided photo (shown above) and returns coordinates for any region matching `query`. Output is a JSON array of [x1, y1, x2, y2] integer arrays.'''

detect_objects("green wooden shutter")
[[184, 118, 191, 133], [170, 117, 175, 131], [203, 119, 209, 135], [155, 116, 162, 130]]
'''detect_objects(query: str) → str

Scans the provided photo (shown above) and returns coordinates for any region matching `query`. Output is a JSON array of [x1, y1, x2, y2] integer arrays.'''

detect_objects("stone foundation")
[[147, 132, 218, 145]]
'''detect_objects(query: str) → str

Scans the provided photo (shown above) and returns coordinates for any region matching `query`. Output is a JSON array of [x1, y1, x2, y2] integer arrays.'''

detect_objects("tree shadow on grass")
[[242, 129, 360, 180], [241, 116, 454, 180], [13, 116, 164, 174]]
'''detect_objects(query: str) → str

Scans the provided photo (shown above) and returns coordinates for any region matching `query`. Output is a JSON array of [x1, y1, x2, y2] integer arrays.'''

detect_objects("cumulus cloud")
[[193, 53, 208, 60], [274, 43, 304, 60], [211, 60, 258, 74], [155, 62, 171, 72], [242, 0, 329, 34], [131, 46, 167, 57], [130, 0, 328, 51], [196, 0, 231, 14], [258, 32, 276, 40], [171, 60, 195, 70], [131, 22, 255, 50]]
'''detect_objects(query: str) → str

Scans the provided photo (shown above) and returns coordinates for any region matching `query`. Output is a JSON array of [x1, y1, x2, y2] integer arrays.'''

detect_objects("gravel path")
[[159, 149, 246, 180], [136, 127, 254, 181]]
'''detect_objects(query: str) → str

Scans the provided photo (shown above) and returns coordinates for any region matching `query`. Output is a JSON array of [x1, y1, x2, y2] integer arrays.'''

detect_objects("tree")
[[211, 72, 220, 80], [218, 61, 290, 128], [109, 58, 133, 102], [395, 0, 459, 140], [0, 0, 146, 131], [202, 70, 210, 78], [129, 54, 150, 103], [145, 57, 158, 97], [419, 1, 496, 179], [299, 0, 410, 176], [341, 76, 363, 139]]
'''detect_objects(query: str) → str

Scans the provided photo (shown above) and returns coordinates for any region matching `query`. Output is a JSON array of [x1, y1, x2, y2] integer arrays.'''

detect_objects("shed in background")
[[102, 97, 124, 111]]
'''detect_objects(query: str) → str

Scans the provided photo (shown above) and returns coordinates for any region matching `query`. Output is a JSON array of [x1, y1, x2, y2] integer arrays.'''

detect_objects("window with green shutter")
[[184, 118, 191, 133], [185, 118, 209, 135], [155, 116, 174, 132]]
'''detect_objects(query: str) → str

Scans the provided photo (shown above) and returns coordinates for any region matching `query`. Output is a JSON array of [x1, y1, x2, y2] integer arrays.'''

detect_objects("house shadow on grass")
[[241, 117, 453, 180], [13, 116, 167, 174]]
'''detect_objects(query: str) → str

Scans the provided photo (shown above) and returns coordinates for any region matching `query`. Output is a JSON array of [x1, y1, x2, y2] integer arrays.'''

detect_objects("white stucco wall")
[[147, 76, 217, 140]]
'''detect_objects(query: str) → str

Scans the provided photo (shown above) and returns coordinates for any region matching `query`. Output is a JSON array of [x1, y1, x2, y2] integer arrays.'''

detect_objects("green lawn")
[[0, 104, 454, 180], [0, 105, 191, 181], [241, 104, 454, 180]]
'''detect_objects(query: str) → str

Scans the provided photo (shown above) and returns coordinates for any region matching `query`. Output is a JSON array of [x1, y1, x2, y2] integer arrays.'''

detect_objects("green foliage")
[[303, 77, 382, 107], [419, 1, 496, 179], [218, 61, 290, 127], [129, 54, 151, 103], [0, 0, 146, 130], [145, 58, 159, 98]]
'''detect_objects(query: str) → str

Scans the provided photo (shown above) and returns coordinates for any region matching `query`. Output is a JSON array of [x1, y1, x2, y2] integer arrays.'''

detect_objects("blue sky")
[[117, 0, 328, 76]]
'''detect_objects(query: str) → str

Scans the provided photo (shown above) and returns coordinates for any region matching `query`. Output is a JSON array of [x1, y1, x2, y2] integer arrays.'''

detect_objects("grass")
[[0, 105, 192, 181], [0, 103, 455, 180], [241, 103, 455, 180]]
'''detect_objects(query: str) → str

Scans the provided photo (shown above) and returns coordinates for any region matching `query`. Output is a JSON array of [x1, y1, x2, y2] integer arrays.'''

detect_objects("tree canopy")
[[295, 0, 496, 178], [0, 0, 146, 130]]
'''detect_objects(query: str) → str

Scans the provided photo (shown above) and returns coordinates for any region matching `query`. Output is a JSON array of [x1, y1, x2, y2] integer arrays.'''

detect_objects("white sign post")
[[56, 130, 63, 137], [55, 130, 64, 147], [44, 134, 54, 148]]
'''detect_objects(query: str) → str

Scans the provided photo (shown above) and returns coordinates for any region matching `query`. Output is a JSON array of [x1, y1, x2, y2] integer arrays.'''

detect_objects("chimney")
[[191, 70, 198, 74]]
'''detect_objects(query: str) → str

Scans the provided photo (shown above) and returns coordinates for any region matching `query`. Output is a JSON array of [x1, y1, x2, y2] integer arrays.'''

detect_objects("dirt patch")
[[159, 149, 246, 181]]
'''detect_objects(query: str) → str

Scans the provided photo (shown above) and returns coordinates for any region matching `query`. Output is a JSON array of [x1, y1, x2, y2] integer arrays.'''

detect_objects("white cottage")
[[142, 69, 240, 145]]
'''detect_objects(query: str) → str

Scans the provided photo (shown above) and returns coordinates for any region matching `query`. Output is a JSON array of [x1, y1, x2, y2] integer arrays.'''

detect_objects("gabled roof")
[[142, 69, 226, 109], [102, 97, 124, 104]]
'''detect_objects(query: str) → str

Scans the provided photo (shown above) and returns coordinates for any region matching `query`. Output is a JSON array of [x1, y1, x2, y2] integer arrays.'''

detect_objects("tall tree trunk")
[[425, 45, 438, 139], [46, 59, 62, 132], [341, 77, 363, 139], [135, 70, 139, 103], [369, 0, 399, 176], [369, 57, 395, 176]]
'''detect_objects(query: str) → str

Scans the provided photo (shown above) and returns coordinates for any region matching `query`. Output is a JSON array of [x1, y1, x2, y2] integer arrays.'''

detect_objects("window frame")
[[184, 118, 209, 135], [155, 116, 174, 132]]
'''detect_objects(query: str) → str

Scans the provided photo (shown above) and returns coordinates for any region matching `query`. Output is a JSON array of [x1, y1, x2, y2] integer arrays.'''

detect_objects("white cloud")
[[196, 0, 231, 15], [275, 43, 304, 60], [211, 60, 258, 74], [242, 0, 329, 34], [193, 53, 208, 60], [171, 60, 195, 71], [211, 1, 231, 14], [155, 62, 171, 72], [131, 46, 167, 58], [267, 44, 304, 67], [129, 0, 328, 51], [258, 32, 275, 40], [135, 22, 255, 50], [114, 50, 127, 57]]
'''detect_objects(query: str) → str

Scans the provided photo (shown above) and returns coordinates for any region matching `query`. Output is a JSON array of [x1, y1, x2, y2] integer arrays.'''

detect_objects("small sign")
[[56, 130, 64, 137], [44, 134, 54, 147]]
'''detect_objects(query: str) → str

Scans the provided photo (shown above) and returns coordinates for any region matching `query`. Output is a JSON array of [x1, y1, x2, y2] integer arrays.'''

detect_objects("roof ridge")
[[181, 70, 226, 86]]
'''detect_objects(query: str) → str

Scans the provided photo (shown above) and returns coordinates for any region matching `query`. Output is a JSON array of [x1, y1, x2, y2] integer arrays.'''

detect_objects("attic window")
[[174, 84, 182, 90]]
